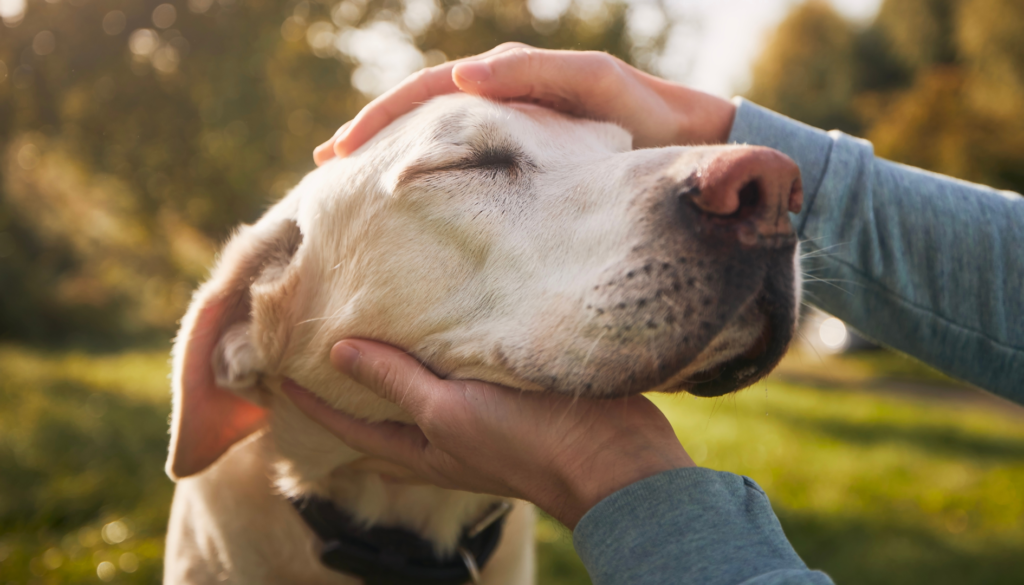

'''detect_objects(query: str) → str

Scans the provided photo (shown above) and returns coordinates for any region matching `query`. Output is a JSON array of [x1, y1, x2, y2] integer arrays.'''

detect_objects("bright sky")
[[669, 0, 883, 97]]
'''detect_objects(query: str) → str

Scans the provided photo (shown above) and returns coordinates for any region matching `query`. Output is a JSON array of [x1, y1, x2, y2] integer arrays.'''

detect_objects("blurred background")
[[1, 0, 1022, 583]]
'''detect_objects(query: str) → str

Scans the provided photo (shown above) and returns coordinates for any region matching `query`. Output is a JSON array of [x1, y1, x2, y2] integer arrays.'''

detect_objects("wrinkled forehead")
[[393, 95, 634, 159]]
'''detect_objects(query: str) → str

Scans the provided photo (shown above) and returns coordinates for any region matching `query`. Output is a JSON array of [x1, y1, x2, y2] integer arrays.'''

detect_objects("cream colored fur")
[[164, 95, 800, 583]]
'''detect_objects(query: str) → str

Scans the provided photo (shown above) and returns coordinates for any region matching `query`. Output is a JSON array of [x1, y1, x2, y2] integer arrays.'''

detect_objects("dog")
[[163, 94, 803, 584]]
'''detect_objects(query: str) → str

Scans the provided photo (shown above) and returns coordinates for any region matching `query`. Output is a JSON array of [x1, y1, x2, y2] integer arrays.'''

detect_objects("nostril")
[[733, 180, 761, 219], [698, 179, 761, 223], [686, 146, 801, 228], [677, 182, 700, 200]]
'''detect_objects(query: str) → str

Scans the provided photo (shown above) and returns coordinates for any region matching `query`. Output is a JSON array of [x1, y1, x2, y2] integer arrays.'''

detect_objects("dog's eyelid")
[[464, 148, 519, 169], [397, 146, 533, 185]]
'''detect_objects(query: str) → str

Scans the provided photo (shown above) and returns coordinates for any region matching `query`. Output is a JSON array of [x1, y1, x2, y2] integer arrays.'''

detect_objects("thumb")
[[331, 339, 446, 418], [280, 378, 432, 472]]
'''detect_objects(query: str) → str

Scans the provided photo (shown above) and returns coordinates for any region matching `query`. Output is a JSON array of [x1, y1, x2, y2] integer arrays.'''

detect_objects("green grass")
[[1, 344, 1022, 584]]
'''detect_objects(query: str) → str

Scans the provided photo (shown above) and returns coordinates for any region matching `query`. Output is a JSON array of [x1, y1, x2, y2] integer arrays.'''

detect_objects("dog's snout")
[[683, 147, 803, 245]]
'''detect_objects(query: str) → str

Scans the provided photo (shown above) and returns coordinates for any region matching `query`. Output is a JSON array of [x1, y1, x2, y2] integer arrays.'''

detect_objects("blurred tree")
[[747, 0, 1024, 194], [747, 1, 860, 133], [0, 0, 675, 345]]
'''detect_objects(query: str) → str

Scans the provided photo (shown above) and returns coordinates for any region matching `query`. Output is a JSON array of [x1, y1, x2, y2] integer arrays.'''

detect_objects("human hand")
[[282, 339, 694, 529], [314, 43, 737, 165]]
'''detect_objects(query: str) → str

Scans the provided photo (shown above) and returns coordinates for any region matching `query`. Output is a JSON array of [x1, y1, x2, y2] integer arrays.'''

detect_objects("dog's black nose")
[[685, 147, 803, 245]]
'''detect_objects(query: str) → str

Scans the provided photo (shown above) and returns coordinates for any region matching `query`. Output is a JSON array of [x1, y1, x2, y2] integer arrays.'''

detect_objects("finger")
[[453, 48, 622, 115], [330, 339, 449, 418], [333, 43, 528, 158], [332, 65, 460, 158], [281, 378, 430, 468], [313, 121, 351, 166]]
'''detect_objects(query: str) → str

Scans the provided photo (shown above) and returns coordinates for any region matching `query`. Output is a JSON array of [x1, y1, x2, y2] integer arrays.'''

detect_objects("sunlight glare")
[[818, 317, 849, 350]]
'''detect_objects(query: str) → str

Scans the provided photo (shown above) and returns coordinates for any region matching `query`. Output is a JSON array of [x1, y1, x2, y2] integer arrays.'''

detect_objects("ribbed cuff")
[[573, 467, 813, 585]]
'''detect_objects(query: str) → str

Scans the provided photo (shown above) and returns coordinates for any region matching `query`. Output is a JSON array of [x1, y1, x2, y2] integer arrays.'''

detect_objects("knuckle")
[[584, 51, 620, 77], [504, 45, 540, 65], [494, 41, 530, 53], [375, 360, 403, 395], [408, 67, 432, 83], [587, 53, 626, 95]]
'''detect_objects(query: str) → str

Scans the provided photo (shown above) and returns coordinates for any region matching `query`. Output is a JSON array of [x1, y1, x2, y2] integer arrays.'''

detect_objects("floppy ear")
[[166, 218, 303, 480]]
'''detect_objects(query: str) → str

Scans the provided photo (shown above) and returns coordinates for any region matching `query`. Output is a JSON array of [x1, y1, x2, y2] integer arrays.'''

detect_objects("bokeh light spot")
[[819, 317, 849, 350], [96, 560, 116, 581], [445, 5, 473, 30], [0, 0, 25, 25], [101, 519, 130, 544], [188, 0, 213, 14], [17, 143, 40, 170], [129, 28, 159, 56], [152, 45, 180, 73], [332, 0, 363, 25], [42, 547, 63, 570], [281, 16, 305, 42], [119, 552, 139, 573], [152, 3, 177, 29], [33, 30, 56, 55], [102, 10, 126, 35]]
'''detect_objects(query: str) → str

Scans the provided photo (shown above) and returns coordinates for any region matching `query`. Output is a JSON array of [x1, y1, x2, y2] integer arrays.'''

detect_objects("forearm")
[[728, 99, 1024, 402], [574, 468, 833, 585]]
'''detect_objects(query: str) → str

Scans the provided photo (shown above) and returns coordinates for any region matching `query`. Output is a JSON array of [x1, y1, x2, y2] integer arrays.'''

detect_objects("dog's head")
[[167, 94, 802, 480]]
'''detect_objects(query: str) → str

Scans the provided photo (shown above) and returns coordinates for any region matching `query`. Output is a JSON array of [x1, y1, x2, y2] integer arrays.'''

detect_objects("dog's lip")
[[682, 298, 784, 397], [679, 325, 768, 389]]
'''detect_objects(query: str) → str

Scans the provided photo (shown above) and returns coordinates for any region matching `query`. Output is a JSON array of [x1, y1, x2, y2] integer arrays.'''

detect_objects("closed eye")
[[398, 145, 534, 184], [459, 146, 520, 171]]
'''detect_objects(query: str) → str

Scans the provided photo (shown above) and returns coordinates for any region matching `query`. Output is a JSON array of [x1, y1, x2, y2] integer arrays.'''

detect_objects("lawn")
[[1, 344, 1022, 584]]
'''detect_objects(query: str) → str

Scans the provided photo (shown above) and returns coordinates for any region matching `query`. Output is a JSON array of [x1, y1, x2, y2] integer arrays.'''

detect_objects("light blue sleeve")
[[573, 468, 833, 585], [728, 98, 1024, 402], [572, 100, 1023, 584]]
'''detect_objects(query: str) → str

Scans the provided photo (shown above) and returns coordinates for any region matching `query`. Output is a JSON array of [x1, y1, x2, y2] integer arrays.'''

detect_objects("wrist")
[[660, 83, 737, 145], [545, 446, 694, 529], [681, 89, 737, 145]]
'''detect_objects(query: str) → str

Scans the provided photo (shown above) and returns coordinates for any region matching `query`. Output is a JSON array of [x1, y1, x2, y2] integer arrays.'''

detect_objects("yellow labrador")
[[163, 94, 803, 583]]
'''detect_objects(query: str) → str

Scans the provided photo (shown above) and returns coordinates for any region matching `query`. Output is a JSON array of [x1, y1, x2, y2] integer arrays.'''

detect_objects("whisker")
[[800, 275, 858, 295], [793, 328, 826, 364], [799, 240, 851, 259], [580, 329, 608, 373]]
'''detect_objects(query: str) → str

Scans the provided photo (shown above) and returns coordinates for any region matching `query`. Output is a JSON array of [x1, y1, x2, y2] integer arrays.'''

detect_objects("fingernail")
[[334, 133, 354, 158], [334, 121, 352, 138], [313, 141, 334, 165], [454, 61, 492, 83], [331, 341, 361, 374]]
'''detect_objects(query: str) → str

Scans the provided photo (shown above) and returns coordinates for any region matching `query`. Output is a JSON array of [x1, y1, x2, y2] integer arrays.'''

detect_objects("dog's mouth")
[[602, 254, 797, 398], [682, 296, 791, 397], [494, 244, 799, 400]]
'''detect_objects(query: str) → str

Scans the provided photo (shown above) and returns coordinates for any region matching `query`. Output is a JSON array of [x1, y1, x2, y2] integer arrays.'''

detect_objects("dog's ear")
[[166, 218, 303, 480]]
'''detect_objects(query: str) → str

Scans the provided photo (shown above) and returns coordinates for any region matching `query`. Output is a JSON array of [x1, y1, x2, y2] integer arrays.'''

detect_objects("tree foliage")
[[748, 0, 1024, 193], [0, 0, 668, 344]]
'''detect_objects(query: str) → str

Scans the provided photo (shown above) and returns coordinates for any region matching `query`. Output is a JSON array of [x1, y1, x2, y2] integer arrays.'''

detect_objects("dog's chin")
[[675, 295, 795, 398], [588, 288, 796, 399]]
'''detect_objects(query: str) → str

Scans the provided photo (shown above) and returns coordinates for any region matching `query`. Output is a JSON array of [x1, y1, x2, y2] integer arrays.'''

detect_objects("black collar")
[[290, 495, 511, 585]]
